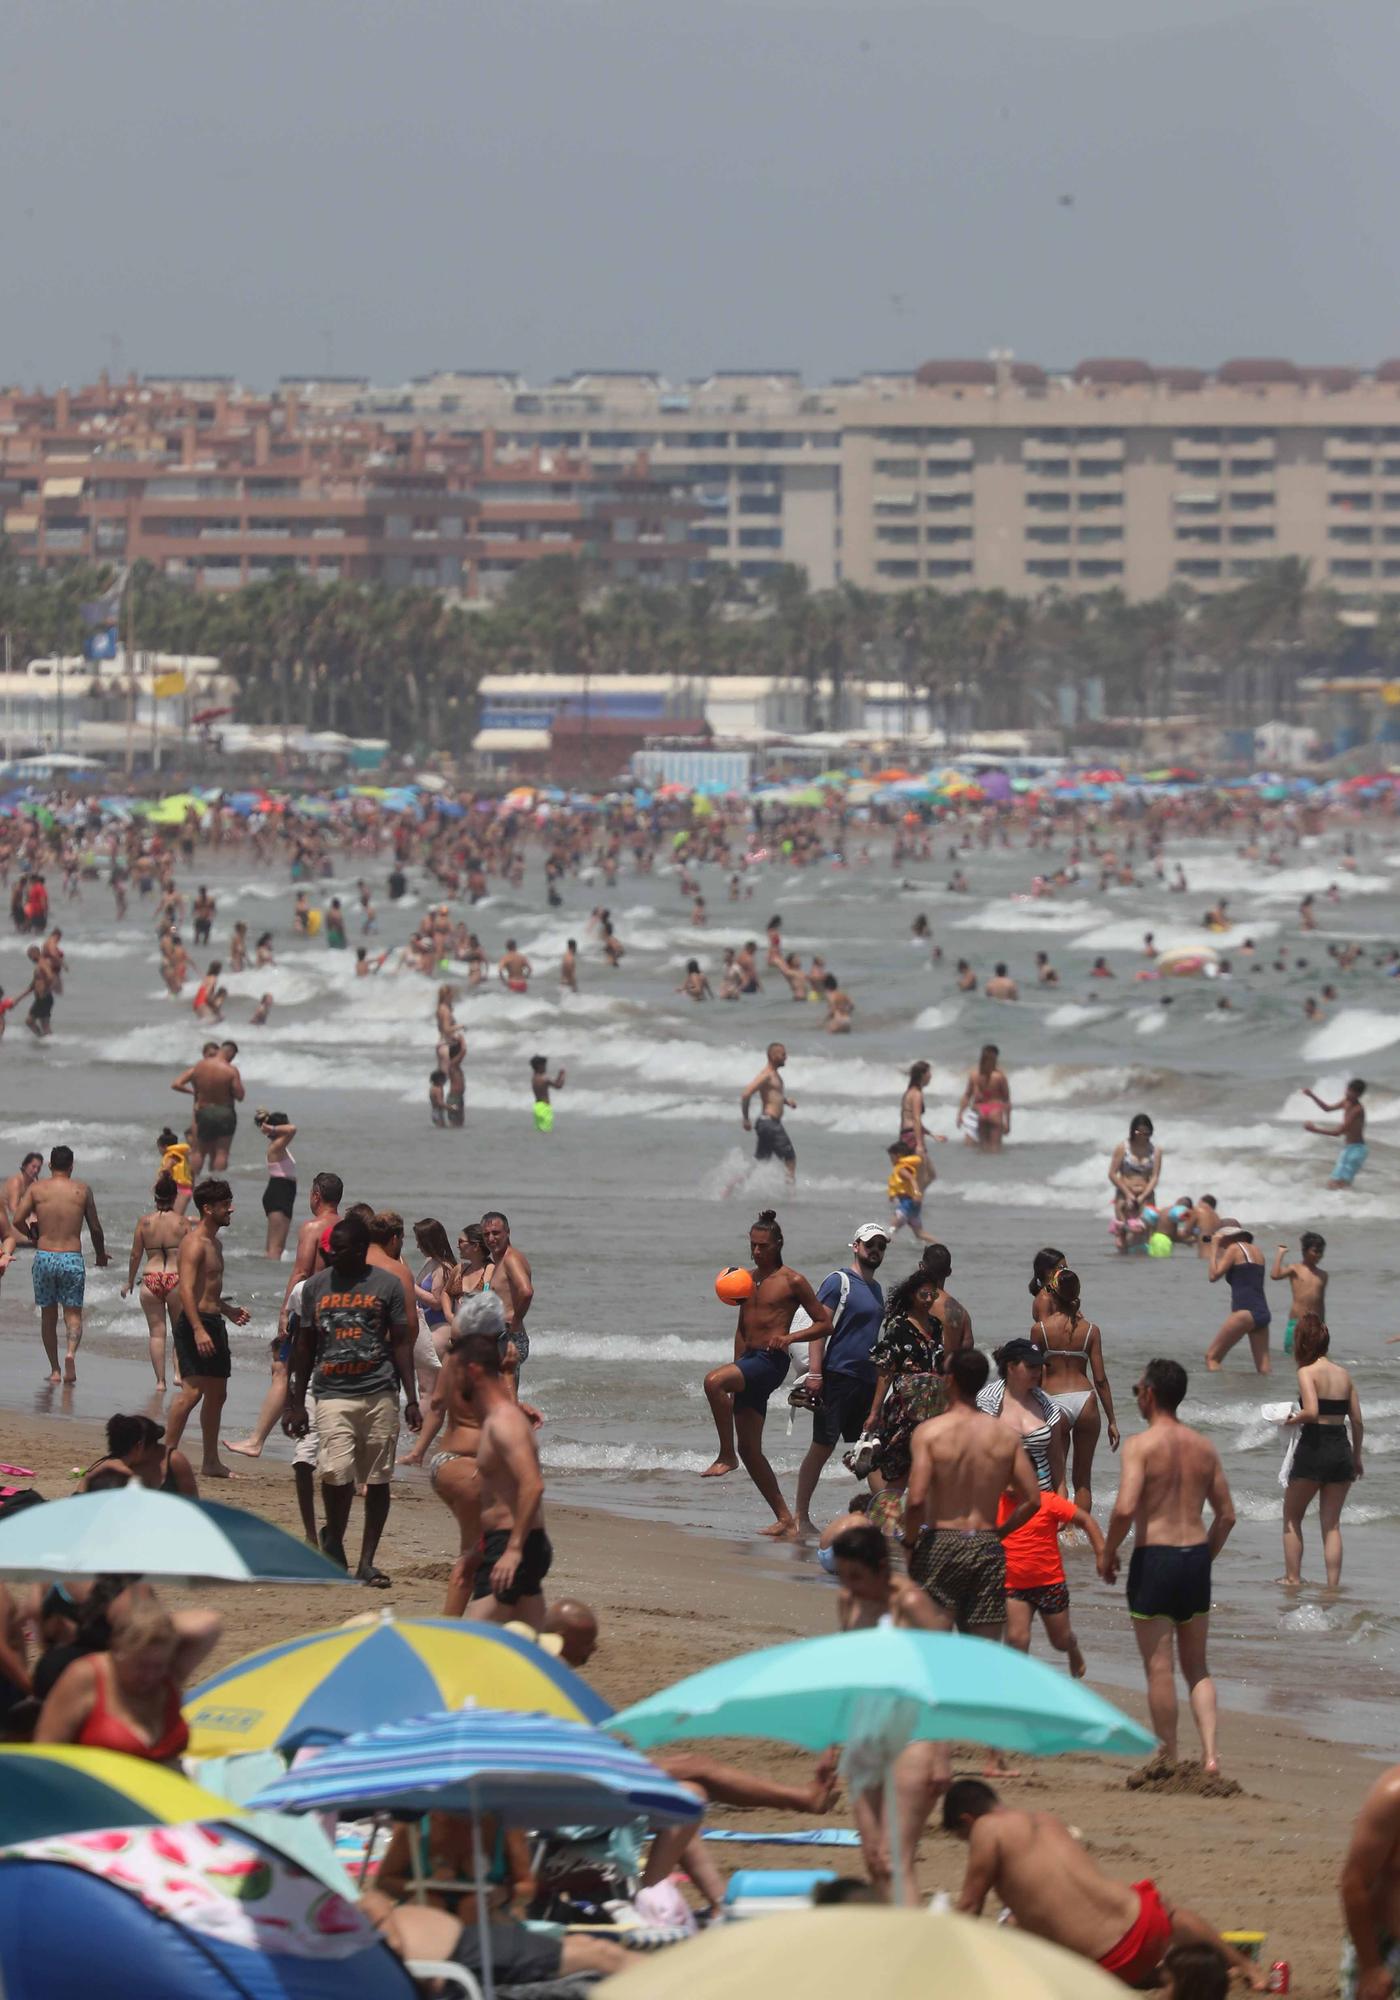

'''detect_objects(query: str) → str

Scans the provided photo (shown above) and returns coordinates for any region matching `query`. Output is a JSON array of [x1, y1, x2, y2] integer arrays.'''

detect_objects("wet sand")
[[0, 1411, 1371, 1997]]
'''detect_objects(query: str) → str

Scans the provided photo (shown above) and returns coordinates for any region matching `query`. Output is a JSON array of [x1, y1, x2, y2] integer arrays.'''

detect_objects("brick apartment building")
[[0, 377, 704, 597]]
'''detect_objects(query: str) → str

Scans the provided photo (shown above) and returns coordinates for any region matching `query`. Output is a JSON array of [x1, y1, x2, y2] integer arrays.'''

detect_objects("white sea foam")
[[952, 898, 1102, 936], [1302, 1009, 1400, 1063], [912, 1003, 963, 1031], [1069, 918, 1281, 954]]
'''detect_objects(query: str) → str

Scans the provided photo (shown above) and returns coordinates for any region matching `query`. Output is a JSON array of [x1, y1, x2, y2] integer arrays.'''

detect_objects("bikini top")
[[76, 1655, 190, 1764], [1120, 1143, 1155, 1180], [1313, 1396, 1349, 1417]]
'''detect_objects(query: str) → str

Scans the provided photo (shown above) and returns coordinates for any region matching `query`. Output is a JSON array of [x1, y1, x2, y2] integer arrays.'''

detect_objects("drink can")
[[1267, 1962, 1290, 1994]]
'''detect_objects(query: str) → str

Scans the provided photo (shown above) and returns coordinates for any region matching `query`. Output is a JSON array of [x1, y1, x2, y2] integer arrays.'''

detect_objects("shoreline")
[[0, 1406, 1374, 1996]]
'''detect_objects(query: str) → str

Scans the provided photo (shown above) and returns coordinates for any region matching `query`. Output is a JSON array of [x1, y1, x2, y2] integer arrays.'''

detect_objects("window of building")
[[739, 559, 782, 578], [695, 526, 729, 547], [1331, 491, 1373, 511], [876, 525, 919, 544], [683, 432, 731, 447], [1382, 560, 1400, 577], [1181, 429, 1222, 444], [738, 492, 781, 513], [1176, 458, 1222, 477], [1228, 559, 1272, 579], [1175, 559, 1222, 578], [1025, 492, 1071, 511], [874, 459, 919, 479], [737, 465, 780, 483], [1027, 526, 1071, 545], [1076, 525, 1121, 545], [925, 526, 969, 544], [1225, 428, 1272, 444], [1026, 558, 1071, 579], [925, 559, 972, 578], [1329, 558, 1374, 577], [1175, 493, 1221, 513], [1025, 459, 1071, 478], [875, 559, 919, 578], [1229, 491, 1275, 511], [1077, 490, 1122, 510], [1077, 559, 1124, 578], [1229, 526, 1275, 544], [925, 458, 968, 477], [738, 527, 782, 548], [1074, 463, 1121, 479], [1331, 457, 1373, 478], [1227, 460, 1272, 477], [1176, 525, 1221, 544], [1329, 525, 1374, 544], [925, 493, 970, 510]]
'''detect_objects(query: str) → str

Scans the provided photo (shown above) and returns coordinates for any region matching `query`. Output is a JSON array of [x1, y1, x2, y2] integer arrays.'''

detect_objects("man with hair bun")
[[700, 1209, 831, 1540]]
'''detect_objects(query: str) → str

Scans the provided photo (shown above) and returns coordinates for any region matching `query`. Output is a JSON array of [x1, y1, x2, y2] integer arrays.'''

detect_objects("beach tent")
[[0, 1828, 414, 2000]]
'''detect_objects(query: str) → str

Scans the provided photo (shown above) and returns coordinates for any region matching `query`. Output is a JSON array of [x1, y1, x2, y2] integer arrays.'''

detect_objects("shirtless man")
[[1305, 1078, 1368, 1190], [18, 948, 56, 1038], [560, 939, 578, 993], [741, 1042, 798, 1183], [171, 1042, 244, 1176], [0, 1152, 41, 1295], [1100, 1357, 1236, 1773], [822, 973, 854, 1033], [0, 1145, 108, 1383], [902, 1346, 1039, 1637], [1272, 1232, 1327, 1358], [984, 963, 1019, 1001], [498, 940, 532, 992], [1340, 1765, 1400, 2000], [365, 1210, 439, 1415], [946, 1781, 1263, 1990], [481, 1210, 533, 1370], [277, 1170, 342, 1343], [449, 1292, 551, 1629], [701, 1209, 831, 1538], [958, 1044, 1011, 1152], [164, 1178, 250, 1479], [438, 1026, 467, 1128]]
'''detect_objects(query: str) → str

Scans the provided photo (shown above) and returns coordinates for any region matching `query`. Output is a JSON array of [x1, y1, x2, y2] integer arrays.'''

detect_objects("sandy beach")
[[0, 1409, 1370, 1996]]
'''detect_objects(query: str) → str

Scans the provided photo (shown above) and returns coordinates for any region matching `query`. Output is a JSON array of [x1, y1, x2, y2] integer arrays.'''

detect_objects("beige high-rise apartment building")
[[299, 357, 1400, 606]]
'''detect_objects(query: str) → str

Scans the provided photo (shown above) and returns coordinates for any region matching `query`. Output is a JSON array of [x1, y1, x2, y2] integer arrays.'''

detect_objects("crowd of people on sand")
[[0, 787, 1396, 1992]]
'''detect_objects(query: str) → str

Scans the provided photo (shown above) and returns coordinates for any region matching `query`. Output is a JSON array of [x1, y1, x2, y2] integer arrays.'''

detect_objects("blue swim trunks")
[[32, 1251, 86, 1311], [735, 1346, 790, 1414], [1333, 1142, 1369, 1186], [894, 1196, 923, 1226]]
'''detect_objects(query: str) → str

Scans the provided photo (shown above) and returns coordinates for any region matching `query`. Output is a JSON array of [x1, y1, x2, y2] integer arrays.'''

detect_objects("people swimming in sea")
[[530, 1055, 566, 1133], [1205, 1223, 1272, 1375]]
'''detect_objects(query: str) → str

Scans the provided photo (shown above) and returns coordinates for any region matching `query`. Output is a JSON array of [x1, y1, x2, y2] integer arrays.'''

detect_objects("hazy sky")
[[5, 0, 1398, 389]]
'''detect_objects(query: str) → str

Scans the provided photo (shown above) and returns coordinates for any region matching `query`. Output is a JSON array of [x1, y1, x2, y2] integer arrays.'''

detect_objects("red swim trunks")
[[1098, 1880, 1172, 1986]]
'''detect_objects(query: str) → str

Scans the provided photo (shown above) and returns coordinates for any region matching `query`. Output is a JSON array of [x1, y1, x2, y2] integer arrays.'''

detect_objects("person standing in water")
[[1304, 1078, 1368, 1189], [0, 1145, 108, 1385], [165, 1178, 250, 1480], [1032, 1267, 1119, 1511], [1101, 1358, 1235, 1775], [701, 1210, 831, 1539], [253, 1109, 297, 1260], [1280, 1312, 1363, 1591], [1205, 1224, 1272, 1374], [1108, 1114, 1162, 1248], [120, 1173, 190, 1392], [957, 1045, 1010, 1151], [741, 1042, 798, 1182], [1271, 1232, 1327, 1357], [530, 1056, 566, 1133]]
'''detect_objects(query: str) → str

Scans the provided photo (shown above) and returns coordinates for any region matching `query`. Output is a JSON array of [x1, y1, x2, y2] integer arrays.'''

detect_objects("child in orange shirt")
[[997, 1485, 1105, 1678]]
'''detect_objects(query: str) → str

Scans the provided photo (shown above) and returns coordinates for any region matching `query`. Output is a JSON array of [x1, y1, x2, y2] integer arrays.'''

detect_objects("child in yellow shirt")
[[886, 1145, 934, 1243]]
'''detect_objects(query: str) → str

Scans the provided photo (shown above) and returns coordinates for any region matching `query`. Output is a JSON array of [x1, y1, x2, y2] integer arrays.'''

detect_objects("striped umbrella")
[[249, 1707, 700, 1827], [251, 1708, 702, 2000], [186, 1614, 610, 1756]]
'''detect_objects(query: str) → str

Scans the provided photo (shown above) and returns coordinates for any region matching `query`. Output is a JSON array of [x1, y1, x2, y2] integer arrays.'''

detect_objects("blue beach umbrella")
[[252, 1708, 701, 1998], [0, 1488, 353, 1587]]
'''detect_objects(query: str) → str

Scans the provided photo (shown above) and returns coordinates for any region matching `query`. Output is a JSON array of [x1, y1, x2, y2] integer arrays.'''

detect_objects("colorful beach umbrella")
[[0, 1488, 354, 1588], [249, 1707, 700, 1827], [596, 1908, 1130, 2000], [608, 1628, 1156, 1760], [0, 1746, 243, 1847], [0, 1747, 352, 1898], [186, 1614, 611, 1755]]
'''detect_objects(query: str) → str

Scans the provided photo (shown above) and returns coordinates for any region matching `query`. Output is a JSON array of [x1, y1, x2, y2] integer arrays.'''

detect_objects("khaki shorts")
[[315, 1393, 399, 1486]]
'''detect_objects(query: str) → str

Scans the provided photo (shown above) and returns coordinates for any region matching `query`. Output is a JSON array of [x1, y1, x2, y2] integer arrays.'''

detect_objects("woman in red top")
[[35, 1593, 220, 1766]]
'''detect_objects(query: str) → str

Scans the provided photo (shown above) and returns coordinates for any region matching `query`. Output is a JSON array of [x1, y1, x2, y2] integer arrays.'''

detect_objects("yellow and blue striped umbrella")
[[0, 1746, 238, 1845], [186, 1614, 610, 1756]]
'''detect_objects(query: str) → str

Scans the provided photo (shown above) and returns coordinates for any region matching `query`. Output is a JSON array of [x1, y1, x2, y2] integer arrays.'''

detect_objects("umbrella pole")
[[470, 1778, 495, 2000], [885, 1768, 907, 1909], [357, 1812, 380, 1890]]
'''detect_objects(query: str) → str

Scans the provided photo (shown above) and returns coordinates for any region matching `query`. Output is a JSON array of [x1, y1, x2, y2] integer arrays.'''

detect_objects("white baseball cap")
[[853, 1222, 891, 1245]]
